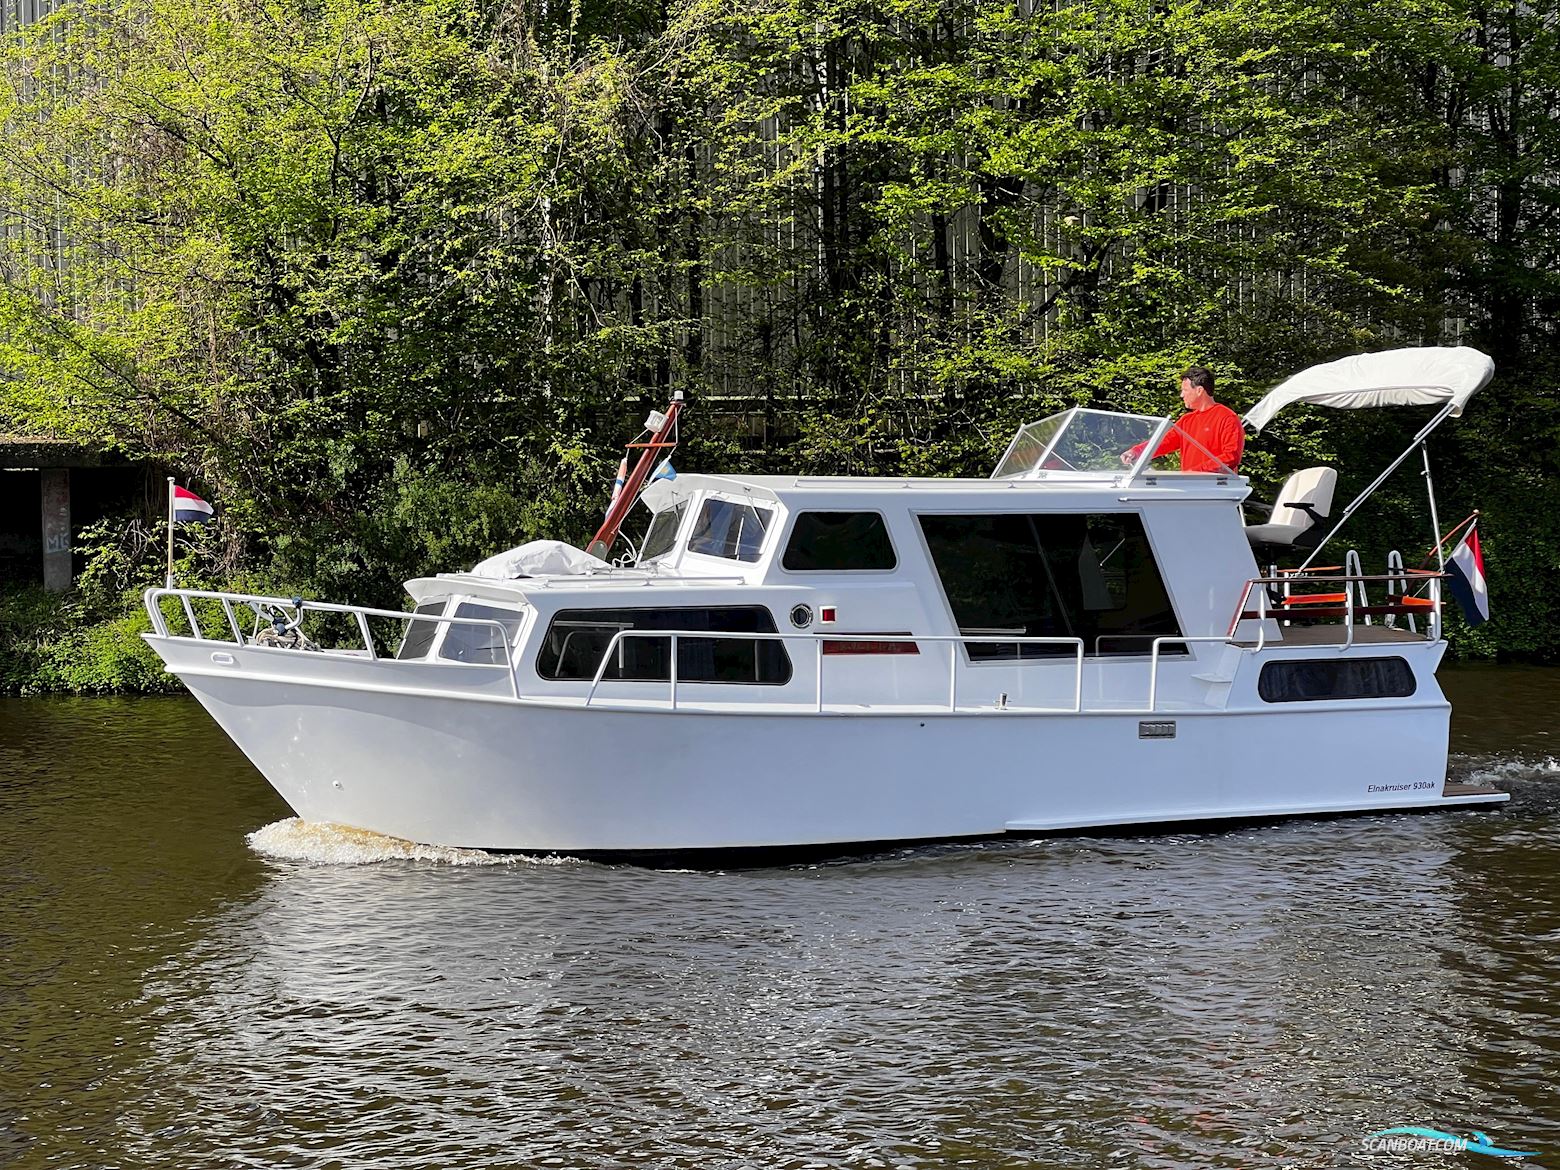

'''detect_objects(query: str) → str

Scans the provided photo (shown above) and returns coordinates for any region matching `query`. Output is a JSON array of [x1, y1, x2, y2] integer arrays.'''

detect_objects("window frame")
[[911, 508, 1187, 664], [436, 600, 528, 666], [396, 600, 448, 660], [680, 492, 779, 566], [533, 604, 793, 686], [778, 509, 899, 574], [1258, 657, 1417, 703], [637, 499, 689, 565]]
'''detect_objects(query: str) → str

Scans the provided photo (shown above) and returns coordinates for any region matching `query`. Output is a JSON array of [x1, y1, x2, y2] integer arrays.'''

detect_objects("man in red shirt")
[[1122, 366, 1244, 472]]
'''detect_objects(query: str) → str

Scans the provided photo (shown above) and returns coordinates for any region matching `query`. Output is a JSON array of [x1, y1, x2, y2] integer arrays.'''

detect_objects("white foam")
[[1457, 755, 1560, 784], [246, 818, 567, 866]]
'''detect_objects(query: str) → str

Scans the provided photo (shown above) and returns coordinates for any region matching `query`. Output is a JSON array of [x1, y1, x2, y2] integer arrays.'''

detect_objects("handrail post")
[[669, 634, 679, 711], [220, 597, 243, 645], [1344, 587, 1355, 650], [815, 638, 824, 714], [1072, 640, 1083, 712], [356, 611, 377, 661], [585, 629, 625, 707], [1149, 640, 1162, 712], [489, 618, 520, 700], [948, 641, 958, 711], [180, 594, 201, 639], [1230, 579, 1256, 641]]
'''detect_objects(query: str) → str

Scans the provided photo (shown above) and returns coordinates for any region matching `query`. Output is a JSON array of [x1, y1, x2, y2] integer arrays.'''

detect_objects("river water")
[[1, 666, 1557, 1169]]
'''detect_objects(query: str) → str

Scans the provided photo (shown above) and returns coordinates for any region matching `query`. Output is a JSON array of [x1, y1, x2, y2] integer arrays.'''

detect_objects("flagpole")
[[1421, 447, 1445, 572], [166, 476, 176, 589]]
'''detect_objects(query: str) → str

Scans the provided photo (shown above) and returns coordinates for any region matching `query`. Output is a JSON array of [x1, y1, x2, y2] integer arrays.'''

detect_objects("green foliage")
[[0, 588, 178, 695]]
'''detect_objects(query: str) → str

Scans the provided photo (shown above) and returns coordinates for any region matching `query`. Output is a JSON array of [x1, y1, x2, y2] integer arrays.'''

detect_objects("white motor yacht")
[[144, 347, 1506, 855]]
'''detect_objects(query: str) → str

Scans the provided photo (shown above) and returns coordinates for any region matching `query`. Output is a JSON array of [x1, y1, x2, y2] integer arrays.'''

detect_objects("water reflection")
[[1, 667, 1558, 1169]]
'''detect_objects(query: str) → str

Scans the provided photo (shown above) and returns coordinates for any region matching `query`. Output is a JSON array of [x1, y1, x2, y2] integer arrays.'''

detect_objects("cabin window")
[[396, 601, 446, 660], [438, 602, 526, 665], [782, 512, 897, 571], [538, 606, 791, 684], [918, 512, 1183, 660], [686, 499, 772, 562], [638, 501, 687, 564], [1258, 658, 1415, 703]]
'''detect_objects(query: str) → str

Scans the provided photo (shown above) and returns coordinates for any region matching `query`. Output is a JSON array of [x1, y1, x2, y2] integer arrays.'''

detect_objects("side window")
[[396, 601, 446, 660], [638, 501, 687, 564], [782, 512, 897, 571], [537, 606, 791, 685], [439, 602, 526, 665], [1259, 658, 1415, 702], [918, 512, 1183, 659], [687, 499, 772, 562]]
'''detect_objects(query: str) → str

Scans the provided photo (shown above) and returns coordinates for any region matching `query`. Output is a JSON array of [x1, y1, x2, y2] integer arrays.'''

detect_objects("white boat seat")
[[1245, 466, 1337, 551]]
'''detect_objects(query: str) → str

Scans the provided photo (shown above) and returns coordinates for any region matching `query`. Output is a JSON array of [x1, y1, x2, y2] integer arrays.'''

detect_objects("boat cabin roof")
[[406, 408, 1254, 608]]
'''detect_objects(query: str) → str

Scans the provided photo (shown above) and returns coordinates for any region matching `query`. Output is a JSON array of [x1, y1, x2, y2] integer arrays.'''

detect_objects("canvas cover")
[[1243, 347, 1494, 433], [471, 539, 603, 578]]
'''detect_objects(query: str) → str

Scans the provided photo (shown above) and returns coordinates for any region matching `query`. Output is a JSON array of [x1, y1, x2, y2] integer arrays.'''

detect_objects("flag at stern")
[[1447, 521, 1490, 627]]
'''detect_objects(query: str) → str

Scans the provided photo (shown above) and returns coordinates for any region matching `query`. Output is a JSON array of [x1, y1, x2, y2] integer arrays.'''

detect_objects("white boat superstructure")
[[144, 348, 1507, 854]]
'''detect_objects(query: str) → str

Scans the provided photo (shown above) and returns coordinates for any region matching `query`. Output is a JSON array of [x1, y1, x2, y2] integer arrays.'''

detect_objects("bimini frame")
[[1241, 346, 1494, 572]]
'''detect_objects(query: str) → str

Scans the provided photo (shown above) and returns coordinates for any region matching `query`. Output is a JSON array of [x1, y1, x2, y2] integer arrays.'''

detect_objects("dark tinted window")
[[439, 603, 525, 665], [918, 513, 1183, 659], [396, 602, 446, 660], [783, 512, 897, 570], [638, 501, 687, 563], [1259, 657, 1415, 703], [687, 499, 772, 562], [538, 606, 791, 684]]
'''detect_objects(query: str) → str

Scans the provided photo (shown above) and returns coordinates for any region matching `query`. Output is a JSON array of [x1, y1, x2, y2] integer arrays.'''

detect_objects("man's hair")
[[1181, 365, 1215, 394]]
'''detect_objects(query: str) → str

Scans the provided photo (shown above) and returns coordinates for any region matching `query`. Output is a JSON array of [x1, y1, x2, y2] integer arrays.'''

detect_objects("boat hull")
[[165, 653, 1492, 853]]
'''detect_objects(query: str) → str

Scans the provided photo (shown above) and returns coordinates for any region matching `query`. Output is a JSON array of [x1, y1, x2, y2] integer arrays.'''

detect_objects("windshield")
[[687, 498, 772, 562], [638, 501, 687, 564], [993, 409, 1170, 477]]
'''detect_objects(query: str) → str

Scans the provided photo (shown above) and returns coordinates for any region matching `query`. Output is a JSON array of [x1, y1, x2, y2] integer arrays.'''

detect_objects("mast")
[[585, 392, 684, 561]]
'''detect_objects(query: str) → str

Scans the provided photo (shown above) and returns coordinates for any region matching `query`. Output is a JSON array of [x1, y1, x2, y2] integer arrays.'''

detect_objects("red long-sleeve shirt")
[[1133, 403, 1245, 472]]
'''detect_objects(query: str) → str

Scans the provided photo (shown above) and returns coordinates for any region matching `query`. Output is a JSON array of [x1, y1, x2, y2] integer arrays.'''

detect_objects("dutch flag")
[[1447, 522, 1489, 627], [172, 485, 215, 525]]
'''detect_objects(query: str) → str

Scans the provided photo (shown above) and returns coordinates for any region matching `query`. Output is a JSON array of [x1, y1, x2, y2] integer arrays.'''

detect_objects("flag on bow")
[[1447, 521, 1489, 627], [172, 485, 214, 524]]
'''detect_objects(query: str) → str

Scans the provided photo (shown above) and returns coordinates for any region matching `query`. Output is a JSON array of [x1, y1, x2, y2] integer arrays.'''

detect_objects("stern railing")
[[1229, 571, 1446, 649]]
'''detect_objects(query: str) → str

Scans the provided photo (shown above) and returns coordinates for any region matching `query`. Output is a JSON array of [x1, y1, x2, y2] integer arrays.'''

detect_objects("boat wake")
[[1453, 754, 1560, 784], [246, 818, 565, 866]]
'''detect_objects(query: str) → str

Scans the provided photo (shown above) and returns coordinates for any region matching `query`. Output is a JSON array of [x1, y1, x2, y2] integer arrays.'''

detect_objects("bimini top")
[[1243, 346, 1494, 433]]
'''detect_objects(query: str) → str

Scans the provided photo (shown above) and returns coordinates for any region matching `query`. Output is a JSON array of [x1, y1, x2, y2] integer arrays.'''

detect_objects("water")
[[1, 665, 1557, 1168]]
